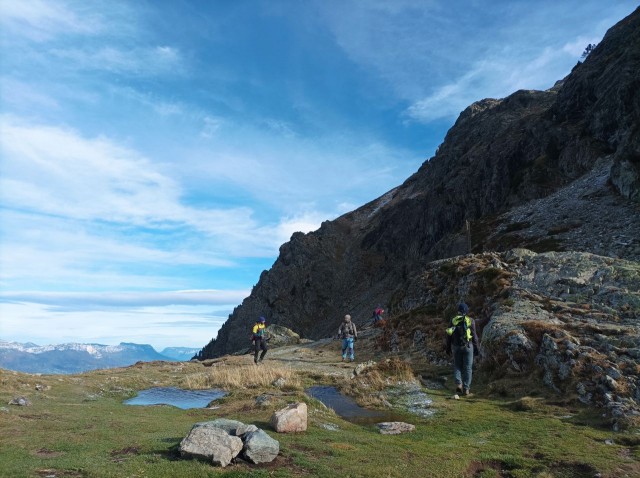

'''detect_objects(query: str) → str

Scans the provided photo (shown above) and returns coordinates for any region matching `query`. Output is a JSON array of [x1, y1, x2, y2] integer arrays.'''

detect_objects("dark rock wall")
[[201, 7, 640, 358]]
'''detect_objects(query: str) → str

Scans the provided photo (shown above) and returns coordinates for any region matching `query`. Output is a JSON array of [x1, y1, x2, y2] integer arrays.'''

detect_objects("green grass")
[[1, 361, 639, 478]]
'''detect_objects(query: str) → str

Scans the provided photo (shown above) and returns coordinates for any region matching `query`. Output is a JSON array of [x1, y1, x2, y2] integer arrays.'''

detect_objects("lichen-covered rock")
[[242, 429, 279, 464], [179, 424, 243, 467]]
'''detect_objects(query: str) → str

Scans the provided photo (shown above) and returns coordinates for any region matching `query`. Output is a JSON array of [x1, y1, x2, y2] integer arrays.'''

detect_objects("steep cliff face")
[[200, 8, 640, 359]]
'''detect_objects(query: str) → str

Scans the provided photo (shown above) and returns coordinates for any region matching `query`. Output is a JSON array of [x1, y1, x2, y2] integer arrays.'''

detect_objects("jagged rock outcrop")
[[390, 249, 639, 425], [200, 8, 640, 358]]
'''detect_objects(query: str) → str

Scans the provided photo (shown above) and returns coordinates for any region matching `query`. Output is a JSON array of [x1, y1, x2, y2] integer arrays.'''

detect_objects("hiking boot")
[[463, 389, 471, 396], [456, 384, 463, 394]]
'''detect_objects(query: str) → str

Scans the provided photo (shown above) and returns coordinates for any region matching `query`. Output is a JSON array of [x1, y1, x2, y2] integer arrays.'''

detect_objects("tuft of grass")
[[339, 357, 416, 407], [181, 363, 302, 391]]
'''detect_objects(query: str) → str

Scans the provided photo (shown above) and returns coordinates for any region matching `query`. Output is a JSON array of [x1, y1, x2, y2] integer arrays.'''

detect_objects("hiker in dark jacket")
[[446, 303, 480, 396], [337, 314, 358, 362], [252, 316, 268, 364]]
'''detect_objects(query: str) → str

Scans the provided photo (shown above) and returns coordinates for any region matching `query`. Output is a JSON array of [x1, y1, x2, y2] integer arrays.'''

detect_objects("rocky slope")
[[199, 8, 640, 363], [386, 249, 639, 426]]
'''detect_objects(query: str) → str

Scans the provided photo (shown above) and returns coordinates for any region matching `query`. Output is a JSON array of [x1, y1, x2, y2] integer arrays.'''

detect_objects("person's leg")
[[259, 339, 268, 362], [452, 345, 463, 392], [348, 338, 354, 361], [462, 345, 474, 393], [254, 339, 260, 364], [342, 339, 348, 360]]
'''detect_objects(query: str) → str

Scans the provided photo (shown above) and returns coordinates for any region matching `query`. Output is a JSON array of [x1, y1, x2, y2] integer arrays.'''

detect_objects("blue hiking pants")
[[342, 338, 354, 360], [452, 343, 474, 391]]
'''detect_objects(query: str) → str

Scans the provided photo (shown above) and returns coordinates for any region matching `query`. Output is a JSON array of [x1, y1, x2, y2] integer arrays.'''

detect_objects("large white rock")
[[270, 402, 308, 433]]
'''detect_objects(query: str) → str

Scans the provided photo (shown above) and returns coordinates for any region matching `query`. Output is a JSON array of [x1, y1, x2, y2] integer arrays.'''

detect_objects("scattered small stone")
[[272, 377, 286, 388], [256, 394, 272, 406], [453, 394, 460, 400], [9, 396, 31, 406], [0, 407, 9, 413], [604, 439, 615, 445], [319, 423, 340, 431], [376, 422, 416, 435], [35, 384, 48, 391]]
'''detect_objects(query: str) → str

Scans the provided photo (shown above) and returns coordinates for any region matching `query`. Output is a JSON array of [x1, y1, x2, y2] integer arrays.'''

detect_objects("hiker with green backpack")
[[446, 303, 481, 396]]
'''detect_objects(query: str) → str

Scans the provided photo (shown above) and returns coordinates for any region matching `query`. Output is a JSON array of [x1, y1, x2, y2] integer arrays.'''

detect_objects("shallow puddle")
[[306, 386, 404, 424], [124, 387, 225, 409]]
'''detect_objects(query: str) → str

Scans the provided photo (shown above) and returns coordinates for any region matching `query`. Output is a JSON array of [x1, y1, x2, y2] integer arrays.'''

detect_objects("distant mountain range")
[[0, 340, 199, 374]]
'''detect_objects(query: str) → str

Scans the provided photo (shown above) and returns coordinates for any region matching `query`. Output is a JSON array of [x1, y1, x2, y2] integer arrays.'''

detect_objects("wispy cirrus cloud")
[[0, 289, 249, 310], [0, 0, 103, 41], [317, 0, 638, 123], [49, 45, 184, 76]]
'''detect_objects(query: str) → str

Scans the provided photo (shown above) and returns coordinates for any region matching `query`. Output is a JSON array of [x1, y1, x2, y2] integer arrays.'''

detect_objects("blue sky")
[[1, 0, 637, 350]]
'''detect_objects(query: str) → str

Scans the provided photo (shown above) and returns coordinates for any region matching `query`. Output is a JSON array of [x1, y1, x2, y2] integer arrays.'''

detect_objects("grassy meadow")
[[1, 352, 639, 478]]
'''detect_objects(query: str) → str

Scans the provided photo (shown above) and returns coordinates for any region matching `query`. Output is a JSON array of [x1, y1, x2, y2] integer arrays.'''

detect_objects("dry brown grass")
[[339, 357, 416, 407], [181, 362, 302, 391]]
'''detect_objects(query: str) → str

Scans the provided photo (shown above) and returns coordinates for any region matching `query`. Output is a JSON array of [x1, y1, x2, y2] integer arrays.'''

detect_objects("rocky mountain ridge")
[[198, 5, 640, 419], [203, 10, 640, 356]]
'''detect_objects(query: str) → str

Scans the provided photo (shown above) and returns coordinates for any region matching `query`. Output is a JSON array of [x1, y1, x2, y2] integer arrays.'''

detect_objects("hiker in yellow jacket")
[[252, 316, 268, 364]]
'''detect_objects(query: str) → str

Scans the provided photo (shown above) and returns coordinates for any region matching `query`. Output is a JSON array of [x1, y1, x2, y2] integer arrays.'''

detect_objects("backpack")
[[449, 315, 471, 347], [341, 322, 355, 337]]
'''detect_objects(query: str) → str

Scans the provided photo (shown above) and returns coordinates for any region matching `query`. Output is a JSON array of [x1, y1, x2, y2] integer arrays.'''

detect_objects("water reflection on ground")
[[124, 387, 226, 409], [306, 386, 404, 424]]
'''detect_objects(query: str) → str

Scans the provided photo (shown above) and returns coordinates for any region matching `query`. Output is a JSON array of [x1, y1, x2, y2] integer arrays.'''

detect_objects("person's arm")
[[471, 320, 480, 355], [353, 323, 357, 340]]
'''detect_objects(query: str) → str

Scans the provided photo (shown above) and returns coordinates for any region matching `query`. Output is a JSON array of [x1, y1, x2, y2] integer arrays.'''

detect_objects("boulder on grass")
[[242, 429, 280, 464], [270, 402, 307, 433], [179, 424, 243, 467]]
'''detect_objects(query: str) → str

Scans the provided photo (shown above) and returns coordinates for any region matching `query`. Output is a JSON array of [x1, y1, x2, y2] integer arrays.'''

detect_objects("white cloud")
[[0, 301, 228, 349], [404, 43, 584, 122], [0, 77, 60, 110], [0, 0, 102, 41], [0, 289, 249, 309], [562, 36, 601, 56], [49, 45, 184, 76], [200, 116, 224, 138]]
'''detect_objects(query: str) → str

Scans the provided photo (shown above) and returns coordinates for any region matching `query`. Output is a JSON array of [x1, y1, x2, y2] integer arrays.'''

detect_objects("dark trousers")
[[254, 337, 267, 363], [452, 344, 474, 391]]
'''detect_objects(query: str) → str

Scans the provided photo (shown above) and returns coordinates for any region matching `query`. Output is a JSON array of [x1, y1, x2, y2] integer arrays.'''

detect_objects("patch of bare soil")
[[33, 448, 64, 458]]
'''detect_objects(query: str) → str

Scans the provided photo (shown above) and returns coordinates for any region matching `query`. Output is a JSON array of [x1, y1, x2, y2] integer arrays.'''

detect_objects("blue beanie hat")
[[458, 303, 469, 315], [259, 316, 266, 323]]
